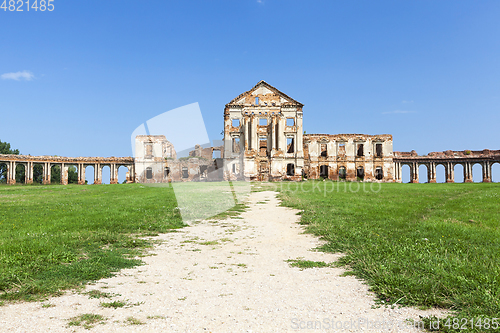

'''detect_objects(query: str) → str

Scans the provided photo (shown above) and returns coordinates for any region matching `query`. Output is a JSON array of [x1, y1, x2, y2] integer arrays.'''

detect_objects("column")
[[410, 162, 419, 183], [428, 162, 437, 183], [6, 162, 11, 185], [278, 115, 286, 153], [464, 162, 473, 183], [110, 164, 118, 184], [243, 115, 250, 152], [60, 163, 68, 185], [394, 162, 400, 183], [94, 164, 101, 184], [25, 162, 34, 184], [43, 162, 52, 184], [483, 161, 492, 183], [269, 116, 275, 151], [78, 164, 86, 185], [446, 162, 455, 183], [251, 115, 258, 152], [10, 161, 17, 185], [296, 111, 303, 154]]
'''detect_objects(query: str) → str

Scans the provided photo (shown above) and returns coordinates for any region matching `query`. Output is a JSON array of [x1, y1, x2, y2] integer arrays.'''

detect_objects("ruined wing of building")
[[1, 81, 499, 184]]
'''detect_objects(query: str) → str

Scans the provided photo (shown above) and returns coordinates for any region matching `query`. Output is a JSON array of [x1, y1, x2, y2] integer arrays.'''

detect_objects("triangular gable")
[[226, 80, 303, 107]]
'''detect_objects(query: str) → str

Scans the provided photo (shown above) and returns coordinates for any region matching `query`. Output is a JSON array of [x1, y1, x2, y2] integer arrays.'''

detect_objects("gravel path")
[[0, 191, 445, 332]]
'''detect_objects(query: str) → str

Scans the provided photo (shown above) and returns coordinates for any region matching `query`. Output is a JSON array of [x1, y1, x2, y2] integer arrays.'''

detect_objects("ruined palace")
[[1, 81, 499, 184]]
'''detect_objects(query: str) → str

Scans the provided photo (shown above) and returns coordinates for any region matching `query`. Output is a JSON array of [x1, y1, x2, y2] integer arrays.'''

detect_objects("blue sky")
[[1, 0, 499, 182]]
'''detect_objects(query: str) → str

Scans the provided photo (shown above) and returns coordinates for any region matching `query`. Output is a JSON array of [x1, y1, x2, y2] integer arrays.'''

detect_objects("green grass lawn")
[[0, 183, 184, 302], [278, 181, 500, 332]]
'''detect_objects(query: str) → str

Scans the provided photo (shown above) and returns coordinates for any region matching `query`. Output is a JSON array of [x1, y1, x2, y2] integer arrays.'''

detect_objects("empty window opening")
[[376, 143, 383, 157], [286, 163, 295, 176], [375, 167, 383, 180], [200, 165, 208, 178], [232, 119, 240, 127], [259, 118, 267, 126], [286, 118, 295, 126], [357, 167, 365, 180], [320, 144, 327, 157], [338, 143, 346, 157], [255, 97, 259, 105], [287, 137, 295, 153], [259, 137, 268, 157], [164, 167, 170, 178], [182, 167, 189, 179], [145, 143, 153, 159], [339, 166, 346, 180], [232, 137, 240, 153], [320, 165, 329, 179], [212, 150, 221, 159], [357, 144, 364, 157], [146, 167, 153, 180], [232, 163, 238, 174]]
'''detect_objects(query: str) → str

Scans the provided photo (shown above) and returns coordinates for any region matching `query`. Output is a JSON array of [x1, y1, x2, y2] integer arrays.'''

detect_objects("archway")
[[0, 162, 7, 184], [101, 165, 111, 184], [338, 166, 346, 180], [435, 164, 446, 183], [375, 167, 383, 180], [67, 165, 79, 184], [492, 162, 500, 183], [401, 164, 411, 183], [356, 166, 365, 181], [33, 164, 44, 184], [15, 164, 26, 184], [418, 164, 428, 183], [472, 163, 483, 183], [51, 164, 61, 184], [454, 164, 464, 183], [118, 166, 128, 184], [85, 165, 95, 184], [319, 165, 328, 179]]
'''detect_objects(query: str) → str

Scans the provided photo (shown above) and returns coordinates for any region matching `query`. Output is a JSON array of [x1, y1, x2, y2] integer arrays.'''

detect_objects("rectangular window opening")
[[164, 167, 170, 178], [357, 144, 364, 157], [320, 144, 327, 157], [259, 137, 268, 157], [182, 167, 189, 179], [286, 163, 295, 176], [200, 165, 208, 178], [212, 150, 221, 159], [286, 118, 295, 126], [376, 143, 383, 157], [287, 137, 294, 153], [259, 118, 267, 126], [320, 165, 329, 178], [232, 137, 240, 154], [232, 119, 240, 127]]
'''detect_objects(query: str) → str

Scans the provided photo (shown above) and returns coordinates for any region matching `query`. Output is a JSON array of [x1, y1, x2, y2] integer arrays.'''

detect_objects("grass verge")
[[0, 183, 184, 302], [278, 181, 500, 333]]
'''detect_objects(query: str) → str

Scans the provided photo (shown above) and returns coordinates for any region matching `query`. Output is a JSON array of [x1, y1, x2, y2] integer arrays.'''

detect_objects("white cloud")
[[382, 110, 417, 114], [257, 0, 263, 3], [402, 100, 414, 104], [1, 71, 34, 81]]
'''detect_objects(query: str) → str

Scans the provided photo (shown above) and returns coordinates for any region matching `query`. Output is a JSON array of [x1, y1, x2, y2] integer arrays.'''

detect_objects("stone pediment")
[[226, 80, 303, 108]]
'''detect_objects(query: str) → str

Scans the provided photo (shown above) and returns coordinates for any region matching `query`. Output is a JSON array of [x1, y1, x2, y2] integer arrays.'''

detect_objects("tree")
[[0, 140, 20, 183]]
